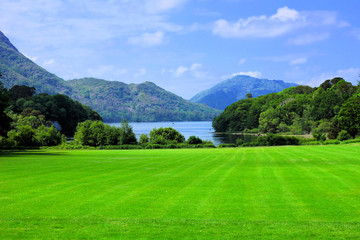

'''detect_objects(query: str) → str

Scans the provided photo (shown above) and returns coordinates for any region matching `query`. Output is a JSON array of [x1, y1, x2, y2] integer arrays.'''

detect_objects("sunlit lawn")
[[1, 145, 360, 239]]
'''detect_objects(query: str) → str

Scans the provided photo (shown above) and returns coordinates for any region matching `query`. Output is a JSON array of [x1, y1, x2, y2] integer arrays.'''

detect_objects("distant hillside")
[[67, 78, 221, 122], [0, 31, 220, 122], [190, 75, 298, 110]]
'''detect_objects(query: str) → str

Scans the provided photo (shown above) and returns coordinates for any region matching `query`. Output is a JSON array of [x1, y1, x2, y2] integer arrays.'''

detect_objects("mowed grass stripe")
[[274, 146, 360, 221], [1, 145, 360, 239]]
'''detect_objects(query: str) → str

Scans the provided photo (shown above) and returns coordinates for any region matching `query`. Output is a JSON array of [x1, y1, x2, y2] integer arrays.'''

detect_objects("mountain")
[[0, 32, 71, 95], [67, 78, 221, 122], [0, 31, 220, 122], [190, 75, 298, 110]]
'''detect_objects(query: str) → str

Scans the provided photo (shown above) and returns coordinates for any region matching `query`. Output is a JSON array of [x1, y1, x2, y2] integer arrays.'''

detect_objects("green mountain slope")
[[0, 31, 220, 122], [0, 32, 71, 95], [67, 78, 221, 122], [190, 75, 298, 110]]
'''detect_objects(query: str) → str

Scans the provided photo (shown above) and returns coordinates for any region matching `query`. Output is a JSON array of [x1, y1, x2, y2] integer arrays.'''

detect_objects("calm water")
[[109, 121, 257, 146]]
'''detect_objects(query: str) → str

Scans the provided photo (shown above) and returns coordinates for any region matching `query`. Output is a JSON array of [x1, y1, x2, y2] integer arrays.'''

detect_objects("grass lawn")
[[1, 145, 360, 239]]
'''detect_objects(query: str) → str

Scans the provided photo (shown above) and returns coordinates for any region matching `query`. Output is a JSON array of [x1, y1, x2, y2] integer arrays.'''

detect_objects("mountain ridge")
[[190, 75, 298, 110]]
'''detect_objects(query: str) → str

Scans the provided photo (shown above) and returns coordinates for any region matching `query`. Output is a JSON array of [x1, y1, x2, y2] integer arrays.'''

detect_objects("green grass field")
[[1, 145, 360, 239]]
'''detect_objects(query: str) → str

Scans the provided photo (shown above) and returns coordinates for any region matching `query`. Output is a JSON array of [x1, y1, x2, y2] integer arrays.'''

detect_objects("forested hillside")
[[67, 78, 221, 122], [213, 78, 360, 139], [0, 31, 220, 122], [191, 75, 297, 110]]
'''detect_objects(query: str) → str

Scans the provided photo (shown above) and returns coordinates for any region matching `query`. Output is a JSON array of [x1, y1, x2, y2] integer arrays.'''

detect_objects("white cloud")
[[289, 57, 307, 65], [43, 59, 55, 66], [168, 62, 207, 78], [145, 0, 188, 13], [223, 71, 263, 79], [173, 66, 188, 77], [128, 31, 165, 47], [190, 63, 202, 71], [23, 53, 38, 62], [289, 33, 330, 45], [270, 6, 299, 22], [238, 58, 246, 65], [87, 66, 127, 79], [309, 67, 360, 86], [134, 68, 147, 78], [212, 6, 345, 40]]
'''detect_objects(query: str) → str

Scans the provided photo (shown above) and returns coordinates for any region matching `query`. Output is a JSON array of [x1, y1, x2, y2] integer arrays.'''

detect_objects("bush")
[[203, 143, 216, 148], [236, 138, 244, 146], [35, 125, 62, 146], [150, 127, 185, 143], [74, 120, 137, 146], [218, 143, 236, 148], [188, 136, 203, 144], [145, 144, 163, 149], [7, 125, 36, 147], [139, 134, 149, 144], [337, 130, 351, 141], [97, 145, 142, 150], [256, 134, 300, 146], [312, 132, 326, 141]]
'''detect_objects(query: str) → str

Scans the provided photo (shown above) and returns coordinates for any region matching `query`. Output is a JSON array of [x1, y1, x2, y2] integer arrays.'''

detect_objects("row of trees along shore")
[[2, 76, 360, 149], [213, 77, 360, 141], [0, 79, 215, 149]]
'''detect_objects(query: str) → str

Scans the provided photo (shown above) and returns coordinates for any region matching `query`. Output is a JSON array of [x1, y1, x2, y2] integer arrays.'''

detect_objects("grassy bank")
[[1, 145, 360, 239]]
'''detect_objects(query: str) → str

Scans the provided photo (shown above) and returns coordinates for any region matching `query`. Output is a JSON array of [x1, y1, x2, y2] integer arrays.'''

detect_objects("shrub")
[[312, 132, 326, 141], [35, 125, 62, 146], [139, 134, 149, 144], [188, 136, 203, 144], [218, 143, 236, 148], [150, 127, 185, 144], [203, 143, 216, 148], [337, 130, 351, 141], [74, 120, 137, 146], [256, 134, 300, 146], [236, 138, 244, 146], [145, 144, 163, 149], [7, 125, 36, 147]]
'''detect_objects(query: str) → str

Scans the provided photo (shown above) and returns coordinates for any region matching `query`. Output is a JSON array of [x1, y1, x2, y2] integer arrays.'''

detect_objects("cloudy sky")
[[1, 0, 359, 99]]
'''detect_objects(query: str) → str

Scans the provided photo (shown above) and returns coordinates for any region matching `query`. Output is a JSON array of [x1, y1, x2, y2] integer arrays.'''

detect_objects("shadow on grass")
[[0, 150, 66, 158]]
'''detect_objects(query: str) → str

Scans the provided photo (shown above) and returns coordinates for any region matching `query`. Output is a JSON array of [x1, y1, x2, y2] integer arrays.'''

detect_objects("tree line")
[[213, 78, 360, 141], [0, 80, 214, 149]]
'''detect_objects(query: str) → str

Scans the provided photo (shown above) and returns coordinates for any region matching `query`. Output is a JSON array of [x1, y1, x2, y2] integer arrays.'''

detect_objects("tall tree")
[[0, 74, 12, 136]]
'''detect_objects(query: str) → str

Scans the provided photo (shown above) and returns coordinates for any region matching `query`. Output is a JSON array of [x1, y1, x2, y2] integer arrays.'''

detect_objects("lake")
[[109, 121, 257, 146]]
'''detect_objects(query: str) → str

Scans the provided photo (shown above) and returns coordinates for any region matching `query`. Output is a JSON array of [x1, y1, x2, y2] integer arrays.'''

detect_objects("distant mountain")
[[67, 78, 221, 122], [0, 31, 220, 122], [190, 75, 298, 110]]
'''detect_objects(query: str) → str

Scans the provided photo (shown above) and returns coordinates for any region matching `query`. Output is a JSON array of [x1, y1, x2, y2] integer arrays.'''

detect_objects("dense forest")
[[213, 78, 360, 139]]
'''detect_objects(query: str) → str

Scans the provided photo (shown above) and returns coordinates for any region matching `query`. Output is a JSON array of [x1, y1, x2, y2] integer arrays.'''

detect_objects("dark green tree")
[[150, 127, 185, 143], [118, 120, 137, 145], [9, 85, 36, 101], [338, 95, 360, 138], [0, 76, 12, 136], [139, 134, 149, 144], [246, 93, 253, 98], [188, 136, 203, 144]]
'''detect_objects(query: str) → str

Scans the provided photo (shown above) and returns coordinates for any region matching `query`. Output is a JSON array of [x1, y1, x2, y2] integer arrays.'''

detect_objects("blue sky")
[[1, 0, 359, 99]]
